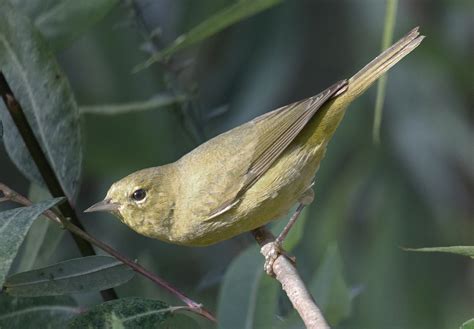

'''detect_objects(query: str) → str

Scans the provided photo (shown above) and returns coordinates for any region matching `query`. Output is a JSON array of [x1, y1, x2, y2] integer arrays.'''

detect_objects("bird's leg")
[[262, 187, 314, 276]]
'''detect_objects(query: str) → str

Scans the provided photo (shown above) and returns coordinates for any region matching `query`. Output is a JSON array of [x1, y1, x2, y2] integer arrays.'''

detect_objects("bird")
[[85, 27, 424, 271]]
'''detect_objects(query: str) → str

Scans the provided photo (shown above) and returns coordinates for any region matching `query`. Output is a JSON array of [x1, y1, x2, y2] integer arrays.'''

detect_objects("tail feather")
[[343, 27, 424, 101]]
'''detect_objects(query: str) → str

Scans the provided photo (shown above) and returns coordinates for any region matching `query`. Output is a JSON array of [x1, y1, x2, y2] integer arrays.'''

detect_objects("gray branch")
[[253, 227, 330, 329]]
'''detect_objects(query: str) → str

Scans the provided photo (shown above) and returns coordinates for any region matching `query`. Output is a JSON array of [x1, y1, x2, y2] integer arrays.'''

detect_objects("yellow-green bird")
[[86, 28, 424, 250]]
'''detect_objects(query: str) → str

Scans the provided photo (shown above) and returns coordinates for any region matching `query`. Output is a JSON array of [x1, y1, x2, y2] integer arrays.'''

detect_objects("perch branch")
[[0, 183, 216, 323], [0, 71, 117, 301], [252, 227, 330, 329]]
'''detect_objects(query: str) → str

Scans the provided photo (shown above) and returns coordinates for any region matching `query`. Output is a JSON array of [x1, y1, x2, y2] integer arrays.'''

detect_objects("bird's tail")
[[335, 27, 425, 102]]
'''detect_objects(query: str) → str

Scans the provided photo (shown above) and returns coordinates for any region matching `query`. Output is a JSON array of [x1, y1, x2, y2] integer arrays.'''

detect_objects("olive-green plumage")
[[86, 28, 424, 246]]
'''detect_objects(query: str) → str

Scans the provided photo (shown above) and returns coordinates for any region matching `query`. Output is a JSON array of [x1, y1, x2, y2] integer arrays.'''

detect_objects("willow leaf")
[[134, 0, 282, 72], [4, 256, 134, 296], [0, 198, 64, 286], [0, 1, 82, 200]]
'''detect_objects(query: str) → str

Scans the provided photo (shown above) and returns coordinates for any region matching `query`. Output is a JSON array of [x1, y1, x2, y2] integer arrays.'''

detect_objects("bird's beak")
[[84, 199, 120, 213]]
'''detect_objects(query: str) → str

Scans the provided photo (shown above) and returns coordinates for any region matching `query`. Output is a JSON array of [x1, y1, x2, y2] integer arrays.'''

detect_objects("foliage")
[[461, 319, 474, 329], [0, 198, 64, 285], [67, 297, 198, 329], [0, 296, 80, 329], [217, 246, 279, 329], [133, 0, 283, 71], [4, 256, 134, 297], [307, 244, 352, 326], [372, 0, 398, 143], [404, 246, 474, 259], [0, 0, 81, 200]]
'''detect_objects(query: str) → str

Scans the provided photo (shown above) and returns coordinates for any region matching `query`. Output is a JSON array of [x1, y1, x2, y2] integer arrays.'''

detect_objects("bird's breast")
[[170, 141, 326, 246]]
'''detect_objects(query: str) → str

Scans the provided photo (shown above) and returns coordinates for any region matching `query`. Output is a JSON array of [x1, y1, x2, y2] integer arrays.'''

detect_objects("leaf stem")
[[0, 71, 118, 301]]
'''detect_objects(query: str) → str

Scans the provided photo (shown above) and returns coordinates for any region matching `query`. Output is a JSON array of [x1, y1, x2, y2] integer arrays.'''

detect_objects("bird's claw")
[[261, 241, 296, 277], [262, 242, 280, 276]]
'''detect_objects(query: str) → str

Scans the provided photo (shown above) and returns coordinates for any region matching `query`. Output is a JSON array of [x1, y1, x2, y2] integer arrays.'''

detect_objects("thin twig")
[[0, 72, 117, 301], [252, 227, 330, 329], [0, 183, 216, 322]]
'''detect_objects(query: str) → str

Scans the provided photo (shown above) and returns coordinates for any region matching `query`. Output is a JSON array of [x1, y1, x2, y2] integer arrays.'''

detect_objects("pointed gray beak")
[[84, 199, 120, 213]]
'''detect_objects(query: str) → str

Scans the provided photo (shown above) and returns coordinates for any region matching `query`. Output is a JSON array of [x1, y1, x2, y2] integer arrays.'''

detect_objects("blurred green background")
[[1, 0, 473, 328]]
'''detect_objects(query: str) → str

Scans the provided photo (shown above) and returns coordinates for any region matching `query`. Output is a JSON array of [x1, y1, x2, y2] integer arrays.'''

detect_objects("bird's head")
[[85, 165, 177, 237]]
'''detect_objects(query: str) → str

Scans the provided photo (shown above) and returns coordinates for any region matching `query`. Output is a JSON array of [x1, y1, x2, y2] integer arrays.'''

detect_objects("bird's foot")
[[261, 241, 296, 276]]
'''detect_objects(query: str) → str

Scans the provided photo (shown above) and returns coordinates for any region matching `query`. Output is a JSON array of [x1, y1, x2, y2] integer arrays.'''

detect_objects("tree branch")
[[252, 227, 330, 329], [0, 183, 216, 322]]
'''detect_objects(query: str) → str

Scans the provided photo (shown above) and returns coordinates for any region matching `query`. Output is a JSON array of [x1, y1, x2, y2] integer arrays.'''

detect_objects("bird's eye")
[[131, 189, 146, 202]]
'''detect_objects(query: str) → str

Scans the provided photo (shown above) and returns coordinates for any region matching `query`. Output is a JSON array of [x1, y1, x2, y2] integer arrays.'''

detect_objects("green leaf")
[[404, 246, 474, 259], [0, 198, 64, 286], [67, 297, 178, 329], [461, 319, 474, 329], [16, 215, 64, 272], [308, 243, 352, 326], [16, 184, 64, 272], [80, 93, 187, 115], [107, 313, 126, 329], [372, 0, 398, 144], [7, 0, 56, 19], [15, 215, 56, 271], [253, 274, 280, 329], [0, 295, 80, 329], [9, 0, 118, 51], [34, 0, 119, 50], [217, 246, 279, 329], [4, 256, 134, 297], [134, 0, 283, 72], [0, 1, 82, 200]]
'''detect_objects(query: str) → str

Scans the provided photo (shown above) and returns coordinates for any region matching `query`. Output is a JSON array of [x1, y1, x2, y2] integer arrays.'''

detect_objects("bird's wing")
[[240, 80, 347, 195], [189, 80, 347, 220]]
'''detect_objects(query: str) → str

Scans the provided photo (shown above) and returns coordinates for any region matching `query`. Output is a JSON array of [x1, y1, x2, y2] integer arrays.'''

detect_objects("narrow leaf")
[[15, 215, 60, 272], [35, 0, 119, 50], [134, 0, 282, 72], [461, 319, 474, 329], [0, 1, 82, 200], [80, 93, 187, 115], [253, 274, 280, 329], [4, 256, 134, 297], [0, 197, 64, 285], [404, 246, 474, 259], [16, 184, 64, 272], [0, 295, 80, 329], [309, 243, 352, 326], [67, 297, 173, 329], [218, 246, 279, 329], [372, 0, 398, 144], [16, 216, 64, 272]]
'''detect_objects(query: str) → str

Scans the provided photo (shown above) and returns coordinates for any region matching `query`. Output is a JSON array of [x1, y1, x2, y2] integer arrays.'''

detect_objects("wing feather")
[[199, 79, 347, 219], [239, 80, 347, 194]]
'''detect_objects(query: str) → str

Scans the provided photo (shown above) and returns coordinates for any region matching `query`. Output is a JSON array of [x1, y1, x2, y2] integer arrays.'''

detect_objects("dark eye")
[[132, 189, 146, 201]]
